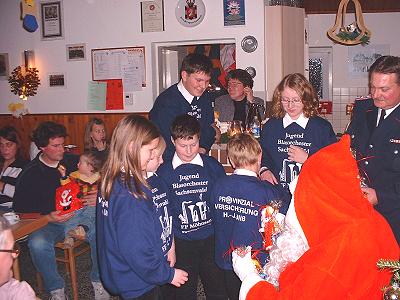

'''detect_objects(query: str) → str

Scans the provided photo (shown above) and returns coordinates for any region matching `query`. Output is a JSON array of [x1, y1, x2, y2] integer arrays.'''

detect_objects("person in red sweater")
[[232, 135, 399, 300]]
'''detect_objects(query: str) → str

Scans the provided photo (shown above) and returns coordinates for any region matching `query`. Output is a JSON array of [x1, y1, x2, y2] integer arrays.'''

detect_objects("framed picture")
[[48, 72, 66, 87], [0, 53, 10, 80], [66, 43, 86, 61], [40, 1, 64, 40]]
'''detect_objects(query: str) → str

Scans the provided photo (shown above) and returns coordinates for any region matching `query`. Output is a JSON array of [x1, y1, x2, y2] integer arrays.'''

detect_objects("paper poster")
[[100, 79, 124, 110], [224, 0, 245, 26], [87, 81, 106, 110]]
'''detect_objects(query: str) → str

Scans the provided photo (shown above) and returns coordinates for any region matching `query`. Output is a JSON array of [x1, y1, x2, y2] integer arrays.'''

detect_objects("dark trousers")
[[163, 235, 227, 300], [125, 286, 162, 300], [223, 269, 241, 300]]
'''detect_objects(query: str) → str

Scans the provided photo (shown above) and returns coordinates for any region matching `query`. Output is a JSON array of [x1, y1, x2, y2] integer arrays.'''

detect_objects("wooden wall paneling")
[[0, 113, 148, 159]]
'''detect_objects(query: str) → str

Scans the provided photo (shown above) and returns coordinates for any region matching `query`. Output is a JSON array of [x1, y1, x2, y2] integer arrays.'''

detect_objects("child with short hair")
[[210, 133, 289, 300], [96, 115, 188, 299], [157, 114, 228, 300], [58, 150, 104, 246]]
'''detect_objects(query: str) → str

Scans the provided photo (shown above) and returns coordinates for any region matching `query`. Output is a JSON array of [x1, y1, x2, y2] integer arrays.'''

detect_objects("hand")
[[58, 164, 66, 177], [361, 187, 378, 205], [288, 145, 308, 163], [244, 87, 254, 103], [199, 147, 207, 155], [171, 268, 188, 287], [167, 239, 176, 267], [93, 139, 106, 151], [81, 190, 97, 206], [232, 246, 257, 281], [260, 170, 278, 185], [48, 211, 75, 223]]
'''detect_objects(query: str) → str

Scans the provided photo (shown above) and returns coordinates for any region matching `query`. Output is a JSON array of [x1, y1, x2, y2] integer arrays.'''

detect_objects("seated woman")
[[214, 69, 265, 127], [84, 118, 108, 159], [0, 126, 28, 208]]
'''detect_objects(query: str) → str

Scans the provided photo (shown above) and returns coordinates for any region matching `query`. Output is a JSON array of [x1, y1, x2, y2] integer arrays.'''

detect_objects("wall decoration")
[[348, 44, 389, 77], [223, 0, 245, 26], [141, 0, 164, 32], [175, 0, 205, 27], [91, 47, 146, 89], [8, 66, 40, 100], [66, 43, 86, 61], [0, 53, 10, 80], [21, 0, 39, 32], [48, 72, 66, 87], [245, 66, 256, 78], [327, 0, 371, 46], [241, 35, 258, 53], [40, 0, 64, 40]]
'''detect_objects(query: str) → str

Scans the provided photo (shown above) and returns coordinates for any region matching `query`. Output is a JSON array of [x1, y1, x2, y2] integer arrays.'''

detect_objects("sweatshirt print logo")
[[188, 104, 202, 119]]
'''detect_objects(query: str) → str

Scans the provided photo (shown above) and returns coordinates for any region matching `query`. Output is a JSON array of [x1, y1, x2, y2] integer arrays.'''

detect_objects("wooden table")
[[10, 214, 49, 280]]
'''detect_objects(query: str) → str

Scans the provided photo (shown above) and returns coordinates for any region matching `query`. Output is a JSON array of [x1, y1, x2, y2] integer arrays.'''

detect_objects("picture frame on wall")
[[0, 53, 10, 80], [48, 72, 66, 87], [66, 43, 86, 61], [40, 0, 64, 40]]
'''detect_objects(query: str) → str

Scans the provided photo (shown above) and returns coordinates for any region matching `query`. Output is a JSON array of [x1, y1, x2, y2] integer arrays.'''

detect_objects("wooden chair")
[[37, 239, 90, 300]]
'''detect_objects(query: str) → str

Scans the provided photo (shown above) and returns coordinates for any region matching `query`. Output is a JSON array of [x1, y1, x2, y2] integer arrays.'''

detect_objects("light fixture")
[[8, 50, 40, 101]]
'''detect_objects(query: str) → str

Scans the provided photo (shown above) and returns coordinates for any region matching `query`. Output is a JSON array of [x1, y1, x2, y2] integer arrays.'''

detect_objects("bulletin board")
[[91, 46, 146, 87]]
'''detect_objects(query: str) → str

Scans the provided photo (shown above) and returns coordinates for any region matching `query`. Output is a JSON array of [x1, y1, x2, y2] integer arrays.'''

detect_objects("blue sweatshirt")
[[210, 174, 289, 270], [96, 177, 174, 299], [157, 154, 226, 241], [147, 173, 173, 256], [149, 84, 216, 160], [260, 116, 336, 188]]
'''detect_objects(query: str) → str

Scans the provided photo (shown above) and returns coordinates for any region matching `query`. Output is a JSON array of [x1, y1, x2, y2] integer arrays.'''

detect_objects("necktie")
[[377, 109, 386, 127]]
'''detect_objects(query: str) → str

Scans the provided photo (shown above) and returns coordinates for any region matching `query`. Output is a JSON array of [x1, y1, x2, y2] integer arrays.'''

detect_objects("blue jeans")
[[28, 206, 99, 292]]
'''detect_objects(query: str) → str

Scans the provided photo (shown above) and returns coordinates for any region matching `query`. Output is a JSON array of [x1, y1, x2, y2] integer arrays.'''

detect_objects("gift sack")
[[55, 181, 83, 215]]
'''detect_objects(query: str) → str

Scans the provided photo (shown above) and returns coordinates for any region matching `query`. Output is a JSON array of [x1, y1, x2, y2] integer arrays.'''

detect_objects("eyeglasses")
[[227, 81, 243, 88], [0, 245, 20, 256], [281, 97, 302, 105]]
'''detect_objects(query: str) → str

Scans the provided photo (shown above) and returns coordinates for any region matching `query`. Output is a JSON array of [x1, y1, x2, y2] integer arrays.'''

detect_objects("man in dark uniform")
[[347, 55, 400, 244]]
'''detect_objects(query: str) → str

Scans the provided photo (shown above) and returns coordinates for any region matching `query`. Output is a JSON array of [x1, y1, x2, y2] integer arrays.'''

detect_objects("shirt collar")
[[384, 102, 400, 117], [177, 80, 196, 104], [39, 153, 59, 168], [283, 113, 309, 129], [172, 152, 203, 169], [233, 168, 258, 177]]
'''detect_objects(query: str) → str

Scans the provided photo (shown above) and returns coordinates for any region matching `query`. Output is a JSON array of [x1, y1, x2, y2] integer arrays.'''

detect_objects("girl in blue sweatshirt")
[[96, 115, 188, 300]]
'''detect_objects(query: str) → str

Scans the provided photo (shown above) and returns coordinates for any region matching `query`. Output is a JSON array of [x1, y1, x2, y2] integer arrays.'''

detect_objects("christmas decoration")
[[8, 102, 28, 118], [8, 66, 40, 101], [378, 258, 400, 299], [55, 181, 83, 215]]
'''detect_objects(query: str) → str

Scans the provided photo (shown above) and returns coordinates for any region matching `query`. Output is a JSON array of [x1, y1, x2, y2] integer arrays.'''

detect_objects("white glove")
[[232, 246, 257, 281]]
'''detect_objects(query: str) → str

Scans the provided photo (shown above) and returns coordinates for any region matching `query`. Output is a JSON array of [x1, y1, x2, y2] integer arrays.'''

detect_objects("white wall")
[[308, 12, 400, 88], [0, 0, 266, 114]]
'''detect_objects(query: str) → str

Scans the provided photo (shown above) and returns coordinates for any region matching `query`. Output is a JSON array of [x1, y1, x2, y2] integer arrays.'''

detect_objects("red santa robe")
[[243, 135, 399, 300]]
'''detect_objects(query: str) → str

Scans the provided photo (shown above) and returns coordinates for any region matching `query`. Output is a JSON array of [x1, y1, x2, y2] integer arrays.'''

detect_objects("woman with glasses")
[[259, 73, 336, 189], [0, 215, 36, 299], [214, 69, 265, 126]]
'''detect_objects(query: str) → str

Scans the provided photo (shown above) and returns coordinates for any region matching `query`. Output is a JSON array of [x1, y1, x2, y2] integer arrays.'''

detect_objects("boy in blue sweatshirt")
[[157, 114, 228, 300], [210, 133, 289, 300]]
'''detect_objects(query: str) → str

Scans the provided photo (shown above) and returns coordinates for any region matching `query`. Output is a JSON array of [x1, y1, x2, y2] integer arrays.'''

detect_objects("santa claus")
[[233, 135, 399, 299]]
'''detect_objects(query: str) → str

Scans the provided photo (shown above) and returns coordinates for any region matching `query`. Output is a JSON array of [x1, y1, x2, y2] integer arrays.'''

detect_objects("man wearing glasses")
[[0, 215, 36, 299]]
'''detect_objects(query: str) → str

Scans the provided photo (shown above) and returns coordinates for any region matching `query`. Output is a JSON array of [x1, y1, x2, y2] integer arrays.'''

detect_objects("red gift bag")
[[55, 181, 83, 215]]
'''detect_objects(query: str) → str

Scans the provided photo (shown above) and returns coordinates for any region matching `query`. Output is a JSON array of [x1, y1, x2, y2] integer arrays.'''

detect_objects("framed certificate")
[[141, 0, 164, 32], [40, 1, 64, 40]]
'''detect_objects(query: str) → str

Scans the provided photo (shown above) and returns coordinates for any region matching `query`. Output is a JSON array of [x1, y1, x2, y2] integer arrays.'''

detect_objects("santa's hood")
[[294, 135, 375, 247]]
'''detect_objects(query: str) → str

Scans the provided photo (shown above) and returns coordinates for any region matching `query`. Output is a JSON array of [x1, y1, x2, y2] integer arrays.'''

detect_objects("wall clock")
[[175, 0, 206, 27]]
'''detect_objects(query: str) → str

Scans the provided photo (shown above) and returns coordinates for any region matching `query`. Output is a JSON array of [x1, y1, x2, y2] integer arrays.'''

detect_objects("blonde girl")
[[96, 115, 187, 300]]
